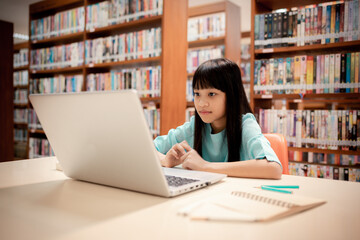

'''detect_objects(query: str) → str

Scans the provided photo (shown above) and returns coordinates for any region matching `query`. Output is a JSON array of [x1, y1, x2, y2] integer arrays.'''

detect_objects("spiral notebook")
[[178, 188, 326, 222]]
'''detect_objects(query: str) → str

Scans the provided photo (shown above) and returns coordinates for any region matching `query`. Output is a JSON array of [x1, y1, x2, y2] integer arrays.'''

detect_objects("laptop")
[[29, 90, 226, 197]]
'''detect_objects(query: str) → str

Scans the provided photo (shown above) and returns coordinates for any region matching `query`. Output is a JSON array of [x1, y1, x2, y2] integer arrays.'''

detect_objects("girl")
[[154, 58, 282, 179]]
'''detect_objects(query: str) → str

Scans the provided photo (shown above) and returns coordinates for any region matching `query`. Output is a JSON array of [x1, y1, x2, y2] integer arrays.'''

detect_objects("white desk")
[[0, 157, 359, 240]]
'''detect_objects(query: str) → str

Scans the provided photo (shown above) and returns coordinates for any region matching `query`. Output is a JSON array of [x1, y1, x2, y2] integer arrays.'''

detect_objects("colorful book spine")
[[346, 53, 351, 93], [306, 56, 313, 94]]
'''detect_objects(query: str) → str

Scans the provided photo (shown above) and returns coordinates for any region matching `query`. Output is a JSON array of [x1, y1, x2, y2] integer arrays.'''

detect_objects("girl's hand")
[[179, 142, 210, 171], [162, 141, 188, 168]]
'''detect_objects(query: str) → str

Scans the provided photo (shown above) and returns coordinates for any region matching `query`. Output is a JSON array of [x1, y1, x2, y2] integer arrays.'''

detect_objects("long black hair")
[[192, 58, 253, 162]]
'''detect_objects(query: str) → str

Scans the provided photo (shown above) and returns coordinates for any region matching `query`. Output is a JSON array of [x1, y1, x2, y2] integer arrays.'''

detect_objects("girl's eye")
[[209, 92, 216, 97], [194, 92, 200, 97]]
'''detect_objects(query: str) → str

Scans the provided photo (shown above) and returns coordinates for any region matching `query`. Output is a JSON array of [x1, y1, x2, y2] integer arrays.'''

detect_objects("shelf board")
[[14, 103, 28, 108], [188, 36, 225, 49], [256, 0, 344, 13], [30, 0, 83, 15], [14, 85, 29, 89], [253, 93, 360, 100], [86, 56, 161, 69], [14, 42, 29, 51], [14, 66, 29, 71], [28, 129, 45, 134], [86, 15, 162, 37], [31, 32, 84, 47], [14, 122, 28, 126], [30, 66, 84, 75], [289, 160, 360, 169], [189, 1, 226, 17], [255, 40, 360, 55], [140, 97, 161, 103], [187, 102, 195, 107], [288, 147, 360, 156]]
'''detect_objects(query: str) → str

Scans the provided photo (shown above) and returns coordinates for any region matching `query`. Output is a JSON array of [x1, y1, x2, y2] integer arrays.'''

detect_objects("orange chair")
[[263, 133, 289, 174]]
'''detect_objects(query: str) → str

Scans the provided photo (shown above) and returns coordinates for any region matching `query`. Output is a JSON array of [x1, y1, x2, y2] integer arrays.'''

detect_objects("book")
[[178, 188, 326, 222]]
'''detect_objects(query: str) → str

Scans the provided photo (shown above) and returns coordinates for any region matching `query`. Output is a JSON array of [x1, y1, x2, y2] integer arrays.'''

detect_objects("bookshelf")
[[13, 42, 29, 160], [0, 20, 14, 162], [241, 31, 251, 103], [27, 0, 187, 158], [186, 1, 241, 112], [250, 0, 360, 181]]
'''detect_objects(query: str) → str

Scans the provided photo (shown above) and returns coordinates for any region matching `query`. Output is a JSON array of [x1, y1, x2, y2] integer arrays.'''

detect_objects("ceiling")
[[0, 0, 251, 44]]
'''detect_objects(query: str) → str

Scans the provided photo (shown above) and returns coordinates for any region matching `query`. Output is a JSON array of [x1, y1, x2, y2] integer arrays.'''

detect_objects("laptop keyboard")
[[165, 175, 199, 187]]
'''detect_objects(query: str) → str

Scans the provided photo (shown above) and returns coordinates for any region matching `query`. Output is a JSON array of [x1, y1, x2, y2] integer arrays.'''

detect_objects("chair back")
[[263, 133, 289, 174]]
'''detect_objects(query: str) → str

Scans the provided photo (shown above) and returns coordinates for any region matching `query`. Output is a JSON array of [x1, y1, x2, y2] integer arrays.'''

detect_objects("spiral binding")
[[231, 191, 296, 208]]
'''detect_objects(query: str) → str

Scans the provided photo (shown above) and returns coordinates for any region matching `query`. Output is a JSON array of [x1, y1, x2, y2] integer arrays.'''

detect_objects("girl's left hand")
[[179, 142, 210, 171]]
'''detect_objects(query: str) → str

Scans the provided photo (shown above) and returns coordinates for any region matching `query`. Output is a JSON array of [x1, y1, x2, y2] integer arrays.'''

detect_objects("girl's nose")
[[198, 99, 209, 107]]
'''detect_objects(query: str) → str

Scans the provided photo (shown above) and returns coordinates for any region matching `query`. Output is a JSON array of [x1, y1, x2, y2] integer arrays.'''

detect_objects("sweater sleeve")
[[241, 113, 282, 168]]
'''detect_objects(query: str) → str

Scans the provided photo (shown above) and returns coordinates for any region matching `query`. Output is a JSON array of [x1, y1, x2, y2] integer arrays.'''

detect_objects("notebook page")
[[187, 194, 290, 221]]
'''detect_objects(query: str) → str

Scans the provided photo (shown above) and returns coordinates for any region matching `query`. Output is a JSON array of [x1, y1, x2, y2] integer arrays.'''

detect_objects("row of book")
[[30, 42, 84, 70], [240, 62, 250, 82], [14, 49, 28, 68], [241, 43, 251, 61], [14, 89, 28, 105], [85, 27, 161, 64], [30, 7, 84, 41], [188, 12, 225, 42], [14, 128, 27, 142], [187, 45, 224, 73], [29, 75, 83, 94], [86, 0, 163, 30], [258, 109, 360, 150], [186, 107, 195, 122], [28, 137, 54, 159], [14, 70, 28, 87], [143, 105, 160, 138], [254, 0, 360, 49], [290, 150, 358, 165], [28, 109, 42, 130], [14, 109, 27, 124], [86, 66, 161, 97], [254, 52, 360, 94], [289, 163, 360, 182], [14, 141, 27, 159], [186, 79, 194, 102]]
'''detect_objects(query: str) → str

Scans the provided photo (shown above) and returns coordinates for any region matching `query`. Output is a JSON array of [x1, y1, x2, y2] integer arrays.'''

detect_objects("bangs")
[[192, 59, 228, 92]]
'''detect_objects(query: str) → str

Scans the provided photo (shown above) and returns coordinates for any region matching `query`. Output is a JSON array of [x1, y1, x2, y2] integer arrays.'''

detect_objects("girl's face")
[[193, 88, 226, 134]]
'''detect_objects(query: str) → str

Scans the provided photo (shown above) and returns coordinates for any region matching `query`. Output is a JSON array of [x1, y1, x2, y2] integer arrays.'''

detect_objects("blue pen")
[[260, 185, 293, 194]]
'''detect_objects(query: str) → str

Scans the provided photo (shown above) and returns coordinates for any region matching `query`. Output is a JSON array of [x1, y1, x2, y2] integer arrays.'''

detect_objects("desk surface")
[[0, 157, 359, 240]]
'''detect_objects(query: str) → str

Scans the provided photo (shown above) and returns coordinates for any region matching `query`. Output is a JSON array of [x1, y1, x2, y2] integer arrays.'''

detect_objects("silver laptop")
[[29, 90, 226, 197]]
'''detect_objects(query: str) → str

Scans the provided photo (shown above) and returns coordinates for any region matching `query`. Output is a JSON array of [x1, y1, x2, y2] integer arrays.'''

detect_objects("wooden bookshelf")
[[186, 1, 241, 111], [255, 40, 360, 56], [0, 20, 14, 161], [85, 15, 162, 36], [27, 0, 188, 157], [31, 32, 84, 46], [289, 160, 360, 169], [188, 1, 241, 64], [288, 147, 360, 156], [13, 41, 29, 161], [86, 57, 161, 69], [250, 0, 360, 180]]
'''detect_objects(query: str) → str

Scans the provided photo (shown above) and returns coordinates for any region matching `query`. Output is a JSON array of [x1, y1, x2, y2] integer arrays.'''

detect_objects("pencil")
[[261, 185, 293, 194], [263, 185, 299, 189]]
